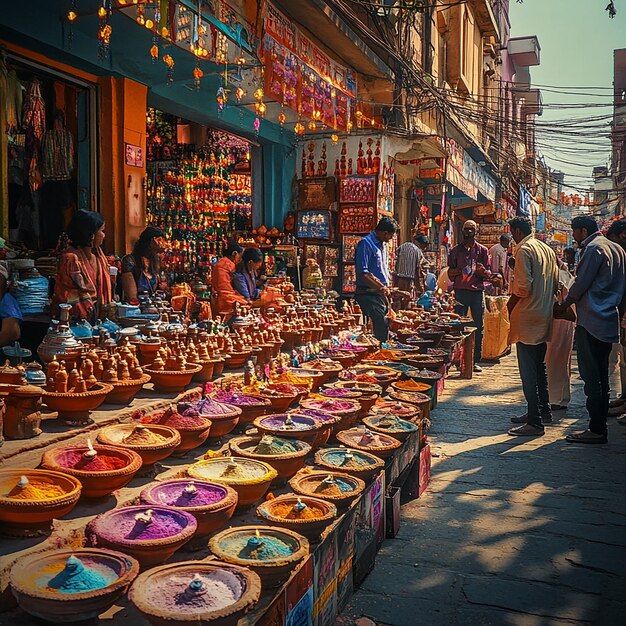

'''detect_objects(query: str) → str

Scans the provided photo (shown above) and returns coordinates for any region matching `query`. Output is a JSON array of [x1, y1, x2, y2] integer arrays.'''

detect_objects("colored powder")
[[325, 450, 371, 468], [238, 535, 294, 560], [395, 379, 430, 391], [364, 349, 401, 361], [123, 510, 188, 540], [372, 417, 415, 432], [62, 450, 126, 472], [193, 459, 267, 481], [372, 402, 418, 418], [305, 359, 339, 371], [123, 427, 168, 445], [261, 416, 313, 431], [261, 383, 300, 396], [212, 390, 268, 406], [142, 571, 243, 613], [271, 501, 325, 520], [391, 391, 430, 404], [341, 373, 379, 384], [321, 388, 359, 398], [186, 397, 237, 416], [6, 479, 66, 500], [305, 399, 356, 413], [142, 408, 203, 429], [253, 436, 301, 455], [149, 483, 227, 507], [412, 369, 441, 379], [43, 556, 115, 594], [297, 409, 336, 424], [313, 477, 354, 495]]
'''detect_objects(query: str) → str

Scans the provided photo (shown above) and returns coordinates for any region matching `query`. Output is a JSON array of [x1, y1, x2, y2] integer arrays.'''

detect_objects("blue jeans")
[[454, 289, 484, 362], [516, 342, 550, 427], [575, 326, 612, 436]]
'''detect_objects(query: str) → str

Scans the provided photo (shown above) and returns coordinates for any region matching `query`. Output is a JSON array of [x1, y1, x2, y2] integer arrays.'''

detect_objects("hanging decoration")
[[193, 63, 203, 90], [66, 0, 78, 46], [163, 54, 175, 85], [235, 87, 245, 102], [97, 0, 113, 61], [253, 117, 261, 134], [216, 86, 227, 111]]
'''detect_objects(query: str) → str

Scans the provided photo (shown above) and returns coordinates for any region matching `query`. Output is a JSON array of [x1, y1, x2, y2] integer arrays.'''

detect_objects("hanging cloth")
[[42, 128, 74, 181], [22, 78, 46, 193]]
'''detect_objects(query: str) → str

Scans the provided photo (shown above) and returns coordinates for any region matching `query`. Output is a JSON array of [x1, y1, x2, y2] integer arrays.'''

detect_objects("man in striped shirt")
[[395, 234, 429, 296]]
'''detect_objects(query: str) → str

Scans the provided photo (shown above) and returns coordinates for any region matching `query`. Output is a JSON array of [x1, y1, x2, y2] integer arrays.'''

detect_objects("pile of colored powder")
[[391, 391, 430, 404], [125, 510, 189, 540], [239, 535, 294, 560], [325, 450, 371, 468], [262, 383, 300, 396], [212, 390, 267, 406], [261, 415, 313, 431], [62, 451, 126, 472], [306, 399, 355, 412], [305, 359, 339, 370], [142, 408, 203, 428], [297, 409, 336, 424], [150, 483, 226, 507], [185, 397, 237, 416], [321, 388, 359, 398], [414, 369, 440, 379], [7, 479, 66, 500], [364, 349, 401, 361], [374, 417, 415, 431], [314, 477, 354, 495], [44, 556, 115, 594], [123, 427, 169, 445], [253, 436, 301, 455], [271, 501, 325, 520], [142, 571, 243, 612]]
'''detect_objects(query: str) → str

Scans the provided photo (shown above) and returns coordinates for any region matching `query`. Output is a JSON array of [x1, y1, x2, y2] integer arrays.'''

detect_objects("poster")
[[342, 235, 361, 263], [286, 557, 314, 626], [323, 246, 339, 277], [342, 264, 356, 293], [339, 204, 376, 234], [339, 176, 376, 203], [297, 210, 331, 240], [313, 534, 338, 626], [335, 509, 356, 611], [366, 471, 385, 546], [257, 590, 287, 626]]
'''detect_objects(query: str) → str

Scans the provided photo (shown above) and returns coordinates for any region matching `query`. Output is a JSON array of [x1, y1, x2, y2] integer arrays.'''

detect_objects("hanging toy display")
[[163, 55, 175, 85]]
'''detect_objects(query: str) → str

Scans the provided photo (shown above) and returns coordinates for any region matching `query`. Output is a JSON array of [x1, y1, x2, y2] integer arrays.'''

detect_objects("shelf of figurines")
[[0, 321, 452, 626]]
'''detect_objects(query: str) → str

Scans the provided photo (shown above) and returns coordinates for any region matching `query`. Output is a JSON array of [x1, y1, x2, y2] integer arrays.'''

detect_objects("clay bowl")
[[209, 525, 309, 588], [300, 359, 343, 383], [324, 381, 382, 415], [183, 398, 242, 436], [10, 548, 139, 623], [140, 479, 238, 537], [229, 435, 311, 479], [42, 382, 114, 424], [404, 368, 443, 386], [257, 389, 299, 412], [336, 427, 402, 460], [85, 505, 197, 568], [314, 447, 384, 483], [192, 359, 217, 383], [253, 413, 326, 447], [0, 469, 82, 536], [299, 397, 361, 431], [224, 350, 253, 370], [128, 560, 261, 626], [310, 327, 324, 342], [137, 340, 163, 365], [105, 374, 151, 405], [286, 367, 325, 391], [291, 408, 343, 444], [388, 389, 433, 420], [407, 356, 445, 371], [143, 364, 202, 393], [279, 330, 298, 351], [212, 356, 226, 378], [140, 411, 213, 453], [406, 337, 436, 350], [318, 351, 356, 369], [392, 378, 436, 408], [417, 329, 445, 347], [339, 365, 401, 391], [210, 392, 271, 424], [188, 457, 277, 506], [40, 444, 142, 499], [97, 424, 181, 466], [289, 470, 365, 509], [256, 494, 337, 541], [362, 414, 420, 442], [370, 399, 422, 422]]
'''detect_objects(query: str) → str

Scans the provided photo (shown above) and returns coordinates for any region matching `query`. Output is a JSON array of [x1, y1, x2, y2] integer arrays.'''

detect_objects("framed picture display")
[[296, 209, 332, 240], [342, 264, 357, 293], [323, 246, 339, 277], [339, 204, 376, 234], [342, 235, 361, 262], [297, 177, 337, 209], [304, 243, 323, 266], [339, 176, 376, 204]]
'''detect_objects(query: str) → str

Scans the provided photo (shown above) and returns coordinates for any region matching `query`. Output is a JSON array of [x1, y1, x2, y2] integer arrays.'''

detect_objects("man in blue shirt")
[[354, 217, 399, 342], [0, 264, 22, 347], [555, 215, 626, 444]]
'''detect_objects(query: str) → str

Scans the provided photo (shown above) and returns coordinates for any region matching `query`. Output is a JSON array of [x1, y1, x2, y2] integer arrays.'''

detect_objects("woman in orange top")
[[51, 210, 112, 321], [211, 243, 246, 317]]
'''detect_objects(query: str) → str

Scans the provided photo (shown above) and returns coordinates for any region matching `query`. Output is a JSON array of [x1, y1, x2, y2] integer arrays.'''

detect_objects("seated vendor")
[[211, 243, 246, 316], [233, 247, 263, 303], [0, 263, 22, 346], [120, 226, 167, 303]]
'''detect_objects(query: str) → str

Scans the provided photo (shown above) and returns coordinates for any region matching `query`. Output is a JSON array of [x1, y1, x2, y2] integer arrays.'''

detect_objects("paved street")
[[339, 349, 626, 626]]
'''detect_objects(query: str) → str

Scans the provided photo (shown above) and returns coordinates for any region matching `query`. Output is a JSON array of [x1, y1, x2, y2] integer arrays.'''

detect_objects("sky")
[[508, 0, 626, 192]]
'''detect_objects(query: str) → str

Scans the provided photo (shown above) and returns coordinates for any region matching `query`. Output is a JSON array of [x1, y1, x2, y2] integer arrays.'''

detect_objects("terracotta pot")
[[10, 548, 139, 623], [143, 365, 202, 394], [229, 435, 311, 479], [286, 368, 325, 392], [137, 341, 163, 365], [3, 385, 42, 440], [289, 470, 365, 508], [209, 526, 309, 588], [212, 357, 226, 378], [370, 398, 422, 422], [192, 359, 218, 383], [336, 427, 401, 459], [256, 494, 337, 541], [253, 413, 326, 447], [105, 374, 150, 405], [387, 389, 432, 420], [97, 424, 181, 466], [310, 328, 323, 342], [314, 447, 384, 483], [42, 383, 114, 424], [224, 350, 252, 370], [271, 339, 284, 358], [280, 330, 297, 351], [362, 415, 419, 442], [259, 392, 299, 412], [129, 560, 261, 626], [40, 444, 142, 499], [140, 479, 238, 537], [204, 410, 240, 438], [85, 505, 197, 568], [0, 468, 82, 535], [174, 419, 213, 452], [300, 397, 361, 430]]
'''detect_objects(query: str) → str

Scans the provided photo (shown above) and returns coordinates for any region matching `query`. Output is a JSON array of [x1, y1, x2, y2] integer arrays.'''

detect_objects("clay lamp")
[[314, 447, 384, 482], [255, 385, 299, 412], [143, 361, 202, 394], [300, 397, 361, 431], [362, 414, 420, 443], [85, 505, 197, 568], [10, 549, 139, 623], [253, 413, 326, 448], [229, 435, 312, 479], [97, 424, 181, 467], [370, 399, 422, 423], [140, 406, 212, 452], [288, 470, 365, 509], [256, 494, 336, 541], [289, 408, 343, 444], [105, 372, 151, 405], [181, 397, 241, 438], [128, 561, 261, 626], [209, 526, 309, 589], [387, 388, 432, 421], [140, 479, 238, 537], [40, 439, 142, 499], [42, 382, 114, 425], [188, 457, 277, 506], [325, 381, 382, 415], [336, 426, 401, 460], [209, 389, 271, 424], [0, 469, 82, 536], [299, 358, 342, 383]]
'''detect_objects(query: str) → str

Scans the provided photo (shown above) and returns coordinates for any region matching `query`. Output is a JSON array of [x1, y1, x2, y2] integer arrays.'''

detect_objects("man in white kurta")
[[506, 217, 559, 437]]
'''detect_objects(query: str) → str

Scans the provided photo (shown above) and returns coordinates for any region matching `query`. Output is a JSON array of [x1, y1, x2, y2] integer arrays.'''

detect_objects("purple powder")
[[296, 409, 336, 424], [144, 482, 227, 508], [304, 399, 356, 412], [260, 415, 314, 431], [212, 390, 270, 407], [321, 388, 358, 398]]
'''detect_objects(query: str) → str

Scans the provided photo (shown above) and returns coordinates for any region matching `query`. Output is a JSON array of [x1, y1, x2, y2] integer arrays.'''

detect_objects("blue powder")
[[44, 556, 115, 594], [238, 536, 294, 560], [334, 478, 355, 492]]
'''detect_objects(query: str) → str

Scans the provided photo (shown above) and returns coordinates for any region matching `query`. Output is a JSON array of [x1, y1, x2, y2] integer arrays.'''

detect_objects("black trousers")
[[454, 289, 485, 362], [355, 292, 389, 343], [575, 326, 612, 436], [517, 342, 550, 427]]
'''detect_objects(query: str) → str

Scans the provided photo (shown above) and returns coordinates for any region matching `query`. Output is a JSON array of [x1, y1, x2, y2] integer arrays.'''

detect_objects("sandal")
[[565, 429, 608, 444], [609, 397, 626, 408]]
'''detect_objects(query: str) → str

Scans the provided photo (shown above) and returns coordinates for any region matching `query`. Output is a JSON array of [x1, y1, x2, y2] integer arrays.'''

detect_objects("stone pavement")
[[338, 349, 626, 626]]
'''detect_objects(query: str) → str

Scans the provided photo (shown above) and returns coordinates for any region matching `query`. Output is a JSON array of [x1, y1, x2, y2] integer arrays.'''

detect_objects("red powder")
[[141, 407, 204, 429], [63, 451, 127, 471]]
